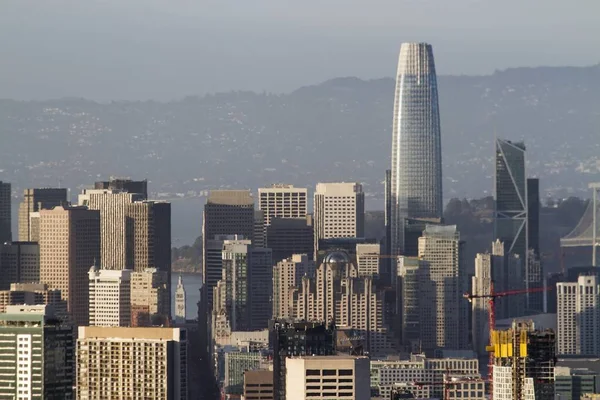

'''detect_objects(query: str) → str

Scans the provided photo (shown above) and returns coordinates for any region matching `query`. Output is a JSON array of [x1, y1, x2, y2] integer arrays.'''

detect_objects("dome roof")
[[324, 251, 350, 268]]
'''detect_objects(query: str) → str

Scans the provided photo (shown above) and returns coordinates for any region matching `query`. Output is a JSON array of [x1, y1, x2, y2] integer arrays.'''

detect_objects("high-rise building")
[[202, 190, 254, 316], [390, 43, 443, 257], [78, 189, 144, 269], [88, 266, 132, 327], [76, 326, 187, 399], [224, 350, 264, 396], [527, 178, 540, 256], [384, 169, 392, 263], [267, 216, 314, 263], [253, 210, 267, 247], [0, 181, 11, 243], [244, 370, 274, 400], [557, 274, 600, 356], [272, 254, 315, 320], [471, 253, 492, 356], [175, 275, 186, 322], [18, 188, 68, 241], [293, 251, 395, 355], [271, 320, 336, 400], [0, 241, 40, 289], [418, 225, 468, 351], [39, 206, 100, 326], [356, 243, 381, 277], [314, 182, 364, 248], [0, 283, 67, 317], [258, 184, 308, 226], [491, 321, 555, 400], [0, 305, 74, 399], [93, 177, 148, 199], [29, 211, 41, 241], [397, 256, 430, 351], [285, 356, 370, 400], [130, 268, 170, 326]]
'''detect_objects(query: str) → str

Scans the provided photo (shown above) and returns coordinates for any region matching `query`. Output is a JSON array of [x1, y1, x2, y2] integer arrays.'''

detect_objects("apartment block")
[[39, 206, 100, 326], [77, 326, 187, 400], [285, 356, 370, 400], [0, 241, 40, 289], [88, 266, 132, 327]]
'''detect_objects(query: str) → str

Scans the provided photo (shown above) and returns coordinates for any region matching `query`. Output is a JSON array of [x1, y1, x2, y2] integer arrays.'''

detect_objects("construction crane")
[[463, 283, 552, 398]]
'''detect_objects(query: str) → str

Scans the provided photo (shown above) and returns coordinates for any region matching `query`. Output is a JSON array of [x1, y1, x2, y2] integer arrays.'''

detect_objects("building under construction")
[[491, 320, 556, 400]]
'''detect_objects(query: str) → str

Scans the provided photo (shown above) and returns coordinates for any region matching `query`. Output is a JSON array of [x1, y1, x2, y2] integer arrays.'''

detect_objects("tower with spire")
[[175, 275, 186, 323]]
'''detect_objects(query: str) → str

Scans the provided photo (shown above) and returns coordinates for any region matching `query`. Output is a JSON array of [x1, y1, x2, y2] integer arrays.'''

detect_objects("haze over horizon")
[[1, 0, 599, 101]]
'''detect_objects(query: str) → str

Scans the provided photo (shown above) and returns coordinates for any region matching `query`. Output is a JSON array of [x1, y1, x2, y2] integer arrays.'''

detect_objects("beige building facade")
[[130, 268, 170, 326], [18, 188, 67, 241], [88, 266, 132, 327], [314, 182, 364, 246], [258, 184, 308, 226]]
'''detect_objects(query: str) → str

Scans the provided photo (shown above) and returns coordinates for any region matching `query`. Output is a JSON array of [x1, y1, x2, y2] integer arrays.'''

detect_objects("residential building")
[[0, 283, 67, 318], [558, 274, 600, 356], [258, 184, 308, 226], [0, 305, 74, 399], [88, 266, 132, 327], [313, 182, 365, 246], [273, 254, 314, 320], [418, 225, 468, 351], [0, 241, 40, 289], [18, 188, 67, 241], [272, 321, 336, 400], [39, 206, 100, 326], [244, 370, 274, 400], [76, 326, 187, 399], [390, 43, 443, 258], [285, 356, 370, 400], [267, 216, 313, 263], [355, 243, 380, 277], [130, 268, 170, 326], [175, 275, 186, 322], [0, 181, 11, 243]]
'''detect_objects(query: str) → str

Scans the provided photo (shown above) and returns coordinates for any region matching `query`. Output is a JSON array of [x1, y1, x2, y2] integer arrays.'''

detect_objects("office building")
[[555, 366, 600, 399], [371, 355, 481, 399], [0, 241, 40, 289], [397, 256, 430, 351], [93, 177, 148, 198], [88, 266, 132, 327], [0, 181, 11, 243], [527, 178, 540, 256], [39, 206, 100, 326], [558, 274, 600, 356], [202, 190, 254, 317], [273, 254, 314, 320], [259, 184, 308, 226], [356, 243, 381, 277], [254, 210, 267, 247], [390, 43, 443, 258], [175, 275, 186, 322], [244, 370, 274, 400], [271, 320, 336, 400], [267, 216, 314, 263], [384, 169, 392, 277], [491, 320, 555, 400], [0, 283, 67, 318], [285, 356, 370, 400], [77, 326, 187, 400], [0, 305, 74, 399], [293, 251, 395, 355], [224, 350, 263, 396], [18, 188, 68, 241], [471, 252, 492, 356], [130, 268, 170, 326], [418, 225, 468, 351], [313, 182, 365, 245]]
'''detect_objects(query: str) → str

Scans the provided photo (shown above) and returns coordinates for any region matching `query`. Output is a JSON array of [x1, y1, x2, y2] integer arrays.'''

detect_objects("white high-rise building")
[[175, 275, 186, 322], [557, 274, 600, 356], [418, 225, 468, 351], [258, 184, 308, 226], [285, 356, 370, 400], [88, 266, 132, 327], [356, 243, 380, 277], [314, 182, 364, 244]]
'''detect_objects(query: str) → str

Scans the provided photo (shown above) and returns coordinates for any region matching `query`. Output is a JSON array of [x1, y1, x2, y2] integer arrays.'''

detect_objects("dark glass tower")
[[390, 43, 443, 257]]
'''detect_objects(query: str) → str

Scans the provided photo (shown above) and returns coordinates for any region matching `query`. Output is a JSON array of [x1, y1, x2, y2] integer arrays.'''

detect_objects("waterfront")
[[171, 273, 202, 319]]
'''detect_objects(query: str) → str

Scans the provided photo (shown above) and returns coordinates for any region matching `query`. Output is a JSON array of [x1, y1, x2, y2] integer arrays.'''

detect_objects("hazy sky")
[[1, 0, 598, 100]]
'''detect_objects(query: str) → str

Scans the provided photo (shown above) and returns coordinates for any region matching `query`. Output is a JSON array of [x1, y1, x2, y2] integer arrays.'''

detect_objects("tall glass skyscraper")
[[390, 43, 443, 256]]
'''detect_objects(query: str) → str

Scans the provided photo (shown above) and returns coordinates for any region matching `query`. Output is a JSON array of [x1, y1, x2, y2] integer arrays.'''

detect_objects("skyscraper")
[[258, 184, 308, 226], [18, 188, 68, 241], [266, 216, 313, 263], [0, 305, 74, 399], [390, 43, 443, 257], [39, 206, 100, 326], [88, 266, 132, 327], [93, 177, 148, 199], [0, 181, 11, 243], [130, 268, 170, 327], [0, 241, 40, 289], [313, 182, 365, 246]]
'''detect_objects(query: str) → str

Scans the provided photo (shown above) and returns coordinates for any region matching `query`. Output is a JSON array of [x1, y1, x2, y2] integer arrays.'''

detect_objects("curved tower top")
[[390, 42, 443, 256]]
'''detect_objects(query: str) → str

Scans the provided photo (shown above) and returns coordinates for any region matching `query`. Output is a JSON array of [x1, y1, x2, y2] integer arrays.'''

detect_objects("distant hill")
[[1, 64, 600, 207]]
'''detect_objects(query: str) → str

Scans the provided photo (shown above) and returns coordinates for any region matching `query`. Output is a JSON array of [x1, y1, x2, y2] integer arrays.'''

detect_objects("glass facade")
[[390, 43, 443, 256]]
